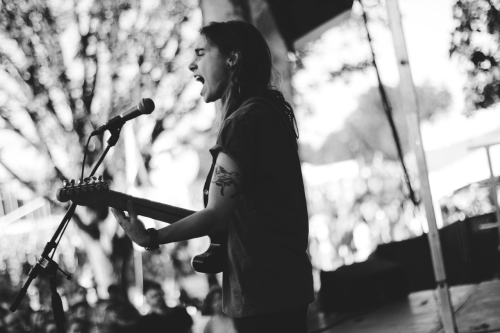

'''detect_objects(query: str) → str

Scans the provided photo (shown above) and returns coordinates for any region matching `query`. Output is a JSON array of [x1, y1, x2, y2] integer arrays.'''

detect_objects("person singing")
[[112, 20, 314, 333]]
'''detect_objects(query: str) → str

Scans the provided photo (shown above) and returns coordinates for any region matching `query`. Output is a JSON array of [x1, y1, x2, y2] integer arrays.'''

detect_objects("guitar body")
[[56, 179, 225, 274], [191, 232, 226, 274]]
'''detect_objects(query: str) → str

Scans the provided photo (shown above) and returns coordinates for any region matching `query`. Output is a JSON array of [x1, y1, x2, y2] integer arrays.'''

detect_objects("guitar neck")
[[105, 190, 195, 224]]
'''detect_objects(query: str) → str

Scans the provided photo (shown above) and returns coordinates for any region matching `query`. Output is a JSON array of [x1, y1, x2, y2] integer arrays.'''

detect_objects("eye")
[[196, 50, 205, 58]]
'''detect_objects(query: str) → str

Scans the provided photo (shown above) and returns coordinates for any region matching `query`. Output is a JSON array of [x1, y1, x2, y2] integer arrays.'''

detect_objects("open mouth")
[[194, 75, 205, 84]]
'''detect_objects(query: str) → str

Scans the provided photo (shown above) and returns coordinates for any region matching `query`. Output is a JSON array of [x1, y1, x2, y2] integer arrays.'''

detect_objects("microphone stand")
[[9, 126, 123, 333]]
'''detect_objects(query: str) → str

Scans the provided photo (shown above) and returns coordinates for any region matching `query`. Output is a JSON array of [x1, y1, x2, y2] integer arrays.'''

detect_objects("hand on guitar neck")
[[56, 177, 226, 274], [110, 200, 149, 247]]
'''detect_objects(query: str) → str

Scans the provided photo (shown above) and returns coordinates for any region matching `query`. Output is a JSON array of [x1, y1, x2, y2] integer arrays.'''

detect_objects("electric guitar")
[[56, 177, 225, 274]]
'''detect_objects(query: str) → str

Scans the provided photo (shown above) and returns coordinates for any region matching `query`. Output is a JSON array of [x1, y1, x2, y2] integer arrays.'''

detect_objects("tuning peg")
[[63, 180, 69, 187], [70, 179, 75, 186], [84, 177, 90, 183], [98, 175, 103, 182], [91, 176, 97, 183]]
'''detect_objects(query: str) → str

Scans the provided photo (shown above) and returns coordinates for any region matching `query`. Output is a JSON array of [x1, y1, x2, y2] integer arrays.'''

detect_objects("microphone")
[[91, 98, 155, 136]]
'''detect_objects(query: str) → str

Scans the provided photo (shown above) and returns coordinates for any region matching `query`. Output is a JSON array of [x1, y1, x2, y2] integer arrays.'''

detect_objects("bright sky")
[[294, 0, 500, 151], [293, 0, 500, 206]]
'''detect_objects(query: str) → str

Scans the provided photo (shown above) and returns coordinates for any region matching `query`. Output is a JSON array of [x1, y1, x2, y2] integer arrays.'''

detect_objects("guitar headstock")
[[56, 176, 109, 206]]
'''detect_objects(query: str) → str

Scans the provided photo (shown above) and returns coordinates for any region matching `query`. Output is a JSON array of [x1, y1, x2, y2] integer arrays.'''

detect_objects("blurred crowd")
[[0, 279, 233, 333], [1, 156, 494, 333]]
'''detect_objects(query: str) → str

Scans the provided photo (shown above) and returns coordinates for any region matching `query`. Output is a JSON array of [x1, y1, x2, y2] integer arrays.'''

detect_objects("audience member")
[[0, 305, 9, 333], [68, 301, 91, 322], [100, 285, 139, 333], [67, 318, 90, 333], [1, 279, 199, 333], [103, 284, 139, 332], [30, 310, 49, 333], [68, 285, 88, 308], [3, 310, 29, 333], [43, 320, 57, 333], [201, 287, 236, 333], [135, 280, 193, 333]]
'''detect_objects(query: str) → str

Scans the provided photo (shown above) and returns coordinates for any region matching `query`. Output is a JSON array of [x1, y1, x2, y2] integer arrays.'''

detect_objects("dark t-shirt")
[[206, 96, 314, 318], [134, 307, 193, 333]]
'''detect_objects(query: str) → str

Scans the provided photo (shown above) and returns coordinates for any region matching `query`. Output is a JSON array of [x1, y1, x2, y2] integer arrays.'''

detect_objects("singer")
[[111, 20, 314, 333]]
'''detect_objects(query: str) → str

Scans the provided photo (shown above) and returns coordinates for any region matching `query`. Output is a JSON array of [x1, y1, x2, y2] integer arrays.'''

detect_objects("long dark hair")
[[200, 20, 298, 138]]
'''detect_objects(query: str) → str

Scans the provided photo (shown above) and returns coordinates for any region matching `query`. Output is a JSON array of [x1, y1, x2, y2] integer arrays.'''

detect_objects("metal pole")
[[385, 0, 458, 331], [481, 145, 500, 250], [134, 248, 144, 306]]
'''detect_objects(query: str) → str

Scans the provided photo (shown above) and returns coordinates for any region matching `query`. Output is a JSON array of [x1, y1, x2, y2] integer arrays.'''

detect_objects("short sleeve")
[[209, 117, 256, 180]]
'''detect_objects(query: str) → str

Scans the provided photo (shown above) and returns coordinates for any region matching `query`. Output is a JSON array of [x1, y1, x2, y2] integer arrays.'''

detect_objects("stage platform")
[[307, 279, 500, 333]]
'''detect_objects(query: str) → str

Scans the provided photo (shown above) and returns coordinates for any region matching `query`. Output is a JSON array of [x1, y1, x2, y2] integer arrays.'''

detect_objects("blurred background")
[[1, 0, 499, 332]]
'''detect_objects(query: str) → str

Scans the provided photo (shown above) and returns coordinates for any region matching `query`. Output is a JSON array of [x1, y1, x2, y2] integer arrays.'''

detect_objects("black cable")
[[81, 135, 92, 181], [89, 144, 112, 177], [50, 136, 93, 258], [51, 140, 112, 255], [358, 0, 420, 208]]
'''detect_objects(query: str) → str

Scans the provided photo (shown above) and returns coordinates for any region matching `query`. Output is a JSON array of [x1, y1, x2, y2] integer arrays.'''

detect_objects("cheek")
[[205, 58, 228, 82], [212, 68, 230, 92]]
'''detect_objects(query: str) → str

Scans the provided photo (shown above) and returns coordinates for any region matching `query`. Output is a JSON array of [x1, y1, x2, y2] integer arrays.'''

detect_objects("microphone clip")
[[39, 255, 72, 281], [91, 115, 125, 137], [106, 124, 123, 147], [90, 115, 124, 147]]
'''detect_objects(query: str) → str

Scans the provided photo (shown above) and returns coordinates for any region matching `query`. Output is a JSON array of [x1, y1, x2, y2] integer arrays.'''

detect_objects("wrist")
[[144, 228, 160, 251]]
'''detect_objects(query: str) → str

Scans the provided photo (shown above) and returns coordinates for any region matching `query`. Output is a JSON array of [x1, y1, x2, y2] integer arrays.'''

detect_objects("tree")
[[0, 0, 295, 304], [303, 83, 452, 164], [0, 0, 200, 297], [450, 0, 500, 113]]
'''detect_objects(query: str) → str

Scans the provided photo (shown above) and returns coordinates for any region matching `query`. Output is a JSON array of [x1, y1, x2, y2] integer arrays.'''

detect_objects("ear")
[[227, 50, 240, 67]]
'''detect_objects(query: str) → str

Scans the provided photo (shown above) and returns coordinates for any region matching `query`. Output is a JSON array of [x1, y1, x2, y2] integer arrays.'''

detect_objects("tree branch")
[[329, 61, 373, 80], [0, 158, 58, 206], [0, 158, 99, 239]]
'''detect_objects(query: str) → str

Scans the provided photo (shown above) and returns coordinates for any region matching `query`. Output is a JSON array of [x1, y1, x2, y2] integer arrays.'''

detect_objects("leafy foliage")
[[302, 83, 452, 164], [450, 0, 500, 113], [0, 0, 200, 291]]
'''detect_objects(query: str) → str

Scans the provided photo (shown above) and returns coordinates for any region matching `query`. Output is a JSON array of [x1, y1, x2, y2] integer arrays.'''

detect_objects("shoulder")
[[227, 98, 278, 123]]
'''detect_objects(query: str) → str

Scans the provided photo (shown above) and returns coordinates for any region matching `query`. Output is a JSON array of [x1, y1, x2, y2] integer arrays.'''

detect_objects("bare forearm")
[[122, 152, 241, 247], [157, 208, 225, 244]]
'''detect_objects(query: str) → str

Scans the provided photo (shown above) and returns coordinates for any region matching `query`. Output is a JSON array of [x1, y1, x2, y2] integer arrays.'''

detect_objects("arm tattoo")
[[211, 164, 241, 198]]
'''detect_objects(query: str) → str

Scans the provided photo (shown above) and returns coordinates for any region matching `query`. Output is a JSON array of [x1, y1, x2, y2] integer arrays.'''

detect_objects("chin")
[[200, 86, 223, 103], [202, 93, 218, 104]]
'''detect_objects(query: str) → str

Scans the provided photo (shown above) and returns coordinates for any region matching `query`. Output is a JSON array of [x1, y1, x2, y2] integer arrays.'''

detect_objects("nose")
[[189, 60, 197, 72]]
